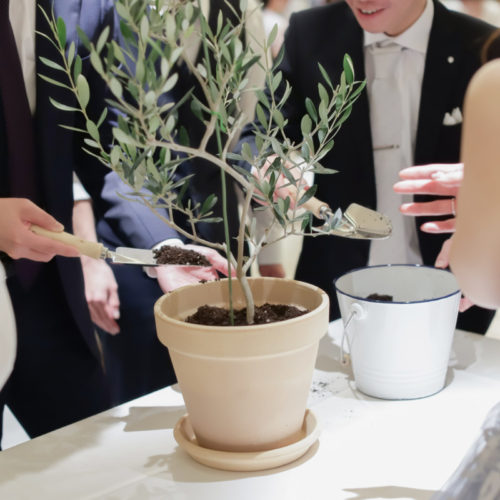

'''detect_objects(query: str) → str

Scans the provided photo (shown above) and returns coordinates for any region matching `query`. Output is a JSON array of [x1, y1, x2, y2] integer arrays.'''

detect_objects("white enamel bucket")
[[335, 265, 460, 400]]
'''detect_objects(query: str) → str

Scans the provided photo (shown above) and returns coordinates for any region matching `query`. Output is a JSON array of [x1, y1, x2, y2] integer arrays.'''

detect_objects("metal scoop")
[[303, 197, 392, 240]]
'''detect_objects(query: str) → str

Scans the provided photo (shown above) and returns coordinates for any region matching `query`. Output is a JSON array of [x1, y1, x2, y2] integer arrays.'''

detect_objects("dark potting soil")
[[366, 293, 394, 302], [153, 245, 211, 266], [186, 303, 308, 326]]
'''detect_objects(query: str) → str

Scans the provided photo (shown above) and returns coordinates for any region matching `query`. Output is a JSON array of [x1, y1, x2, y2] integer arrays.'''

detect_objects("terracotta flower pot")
[[154, 277, 329, 453]]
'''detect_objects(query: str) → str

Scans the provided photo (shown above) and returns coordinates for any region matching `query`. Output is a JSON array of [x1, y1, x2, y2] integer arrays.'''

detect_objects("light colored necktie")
[[368, 41, 416, 265]]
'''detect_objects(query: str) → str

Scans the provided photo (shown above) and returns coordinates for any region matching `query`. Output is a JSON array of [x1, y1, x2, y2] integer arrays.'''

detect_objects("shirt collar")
[[363, 0, 434, 54]]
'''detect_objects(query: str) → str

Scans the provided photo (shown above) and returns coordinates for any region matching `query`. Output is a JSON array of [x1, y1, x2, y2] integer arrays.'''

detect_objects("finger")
[[393, 179, 458, 196], [430, 170, 463, 187], [19, 201, 65, 232], [184, 246, 232, 276], [400, 198, 456, 216], [420, 219, 456, 234], [24, 231, 80, 258], [398, 163, 463, 180], [434, 239, 453, 268]]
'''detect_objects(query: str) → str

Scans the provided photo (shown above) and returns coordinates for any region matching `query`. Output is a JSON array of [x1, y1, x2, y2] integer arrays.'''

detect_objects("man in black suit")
[[0, 0, 121, 441], [239, 0, 496, 333]]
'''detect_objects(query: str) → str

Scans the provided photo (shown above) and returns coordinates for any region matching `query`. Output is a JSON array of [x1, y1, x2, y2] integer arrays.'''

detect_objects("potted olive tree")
[[42, 0, 365, 469]]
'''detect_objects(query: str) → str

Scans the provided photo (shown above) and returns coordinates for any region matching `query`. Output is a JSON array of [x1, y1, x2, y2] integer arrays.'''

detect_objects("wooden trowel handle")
[[30, 225, 104, 260]]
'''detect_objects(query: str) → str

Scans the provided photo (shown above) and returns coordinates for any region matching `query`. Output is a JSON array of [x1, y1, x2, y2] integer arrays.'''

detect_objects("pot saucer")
[[173, 409, 319, 472]]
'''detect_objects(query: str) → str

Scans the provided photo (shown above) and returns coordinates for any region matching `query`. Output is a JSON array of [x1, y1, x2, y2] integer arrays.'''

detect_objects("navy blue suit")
[[239, 1, 496, 334], [0, 0, 118, 440]]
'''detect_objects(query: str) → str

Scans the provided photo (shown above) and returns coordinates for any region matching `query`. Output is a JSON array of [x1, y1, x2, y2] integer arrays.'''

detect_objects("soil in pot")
[[154, 247, 309, 326], [153, 245, 211, 266], [186, 303, 308, 326]]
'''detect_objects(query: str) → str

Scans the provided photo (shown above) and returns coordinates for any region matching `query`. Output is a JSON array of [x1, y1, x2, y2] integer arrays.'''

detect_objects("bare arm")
[[449, 60, 500, 308]]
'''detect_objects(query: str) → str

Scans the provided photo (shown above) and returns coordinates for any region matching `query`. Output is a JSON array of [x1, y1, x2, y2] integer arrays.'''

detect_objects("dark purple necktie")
[[0, 0, 37, 200], [0, 0, 40, 287]]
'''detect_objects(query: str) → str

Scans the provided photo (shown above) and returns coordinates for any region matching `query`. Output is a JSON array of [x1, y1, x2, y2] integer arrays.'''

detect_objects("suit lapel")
[[415, 1, 460, 164]]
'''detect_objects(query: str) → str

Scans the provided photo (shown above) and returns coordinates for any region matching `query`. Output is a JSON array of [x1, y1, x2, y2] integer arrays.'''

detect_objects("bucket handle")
[[340, 303, 365, 365]]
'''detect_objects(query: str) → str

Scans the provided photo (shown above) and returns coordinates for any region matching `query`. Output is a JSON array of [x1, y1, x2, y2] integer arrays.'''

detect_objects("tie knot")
[[370, 41, 402, 79]]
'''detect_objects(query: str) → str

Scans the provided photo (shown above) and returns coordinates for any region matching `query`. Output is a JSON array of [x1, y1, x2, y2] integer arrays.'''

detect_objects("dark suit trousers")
[[98, 264, 177, 406], [0, 261, 110, 442]]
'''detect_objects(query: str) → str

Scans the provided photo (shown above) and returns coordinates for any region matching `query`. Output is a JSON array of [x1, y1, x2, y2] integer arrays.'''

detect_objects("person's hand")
[[435, 238, 474, 313], [153, 244, 233, 293], [80, 256, 120, 335], [259, 264, 286, 278], [394, 163, 463, 233], [0, 198, 80, 261]]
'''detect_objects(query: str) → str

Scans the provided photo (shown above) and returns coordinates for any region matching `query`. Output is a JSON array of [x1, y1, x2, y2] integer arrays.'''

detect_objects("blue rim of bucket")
[[334, 264, 461, 305]]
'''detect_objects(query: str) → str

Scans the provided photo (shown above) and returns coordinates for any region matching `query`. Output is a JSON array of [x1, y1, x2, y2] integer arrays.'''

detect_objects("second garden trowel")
[[302, 197, 392, 240]]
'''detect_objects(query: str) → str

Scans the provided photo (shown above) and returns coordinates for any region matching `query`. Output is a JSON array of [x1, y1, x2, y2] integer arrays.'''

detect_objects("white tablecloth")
[[1, 321, 499, 500]]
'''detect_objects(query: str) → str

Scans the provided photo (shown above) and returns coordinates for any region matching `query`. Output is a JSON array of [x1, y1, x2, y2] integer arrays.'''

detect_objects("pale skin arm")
[[72, 199, 121, 335], [449, 60, 500, 309], [0, 198, 80, 261]]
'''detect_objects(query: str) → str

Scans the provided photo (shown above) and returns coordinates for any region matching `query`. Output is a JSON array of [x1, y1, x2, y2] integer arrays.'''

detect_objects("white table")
[[1, 321, 500, 500]]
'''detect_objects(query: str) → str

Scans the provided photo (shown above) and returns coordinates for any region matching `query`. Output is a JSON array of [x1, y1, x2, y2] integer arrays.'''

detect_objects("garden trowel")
[[302, 197, 392, 240], [31, 225, 158, 265]]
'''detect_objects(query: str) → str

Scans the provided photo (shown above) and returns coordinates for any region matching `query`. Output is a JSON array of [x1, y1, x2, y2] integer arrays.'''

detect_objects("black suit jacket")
[[241, 1, 496, 332], [0, 0, 119, 357]]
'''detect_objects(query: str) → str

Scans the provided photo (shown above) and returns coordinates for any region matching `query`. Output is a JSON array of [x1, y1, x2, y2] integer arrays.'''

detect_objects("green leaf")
[[301, 114, 312, 136], [95, 26, 109, 55], [76, 27, 90, 50], [343, 54, 354, 84], [110, 146, 121, 166], [86, 120, 100, 142], [39, 57, 65, 72], [67, 41, 76, 68], [109, 78, 123, 99], [56, 17, 67, 48], [297, 184, 317, 207], [113, 127, 137, 146], [84, 138, 100, 149], [267, 23, 278, 49], [49, 97, 80, 113], [256, 103, 268, 128], [200, 194, 218, 216], [140, 15, 149, 43], [305, 98, 318, 123], [318, 62, 334, 90], [73, 55, 82, 82], [97, 108, 108, 128], [90, 51, 104, 76], [77, 74, 90, 109], [38, 73, 71, 90]]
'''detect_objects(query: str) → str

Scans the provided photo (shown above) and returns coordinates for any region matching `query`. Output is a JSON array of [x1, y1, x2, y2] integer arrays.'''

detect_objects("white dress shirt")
[[10, 0, 36, 113], [365, 0, 434, 266]]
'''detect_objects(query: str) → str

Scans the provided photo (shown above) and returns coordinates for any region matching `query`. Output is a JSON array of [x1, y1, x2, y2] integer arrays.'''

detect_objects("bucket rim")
[[334, 263, 461, 305]]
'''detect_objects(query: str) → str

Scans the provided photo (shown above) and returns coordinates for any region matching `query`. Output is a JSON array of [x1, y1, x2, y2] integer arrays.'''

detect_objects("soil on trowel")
[[153, 245, 211, 266], [186, 302, 308, 326], [366, 293, 394, 302]]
